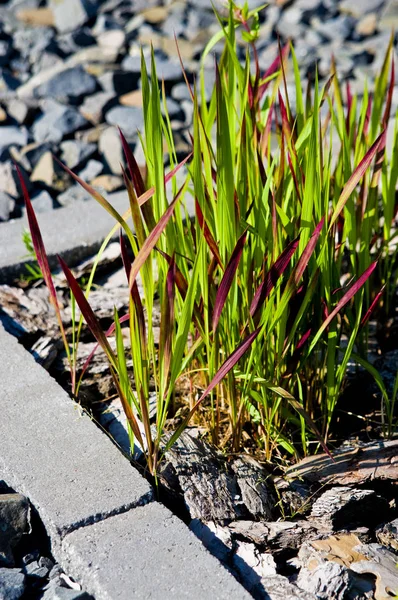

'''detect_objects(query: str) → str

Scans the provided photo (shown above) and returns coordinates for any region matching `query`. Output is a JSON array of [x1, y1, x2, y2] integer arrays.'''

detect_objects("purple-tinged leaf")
[[250, 236, 300, 318], [345, 80, 353, 135], [59, 255, 115, 362], [360, 285, 385, 329], [137, 152, 192, 208], [79, 313, 130, 383], [293, 218, 324, 286], [296, 328, 312, 352], [258, 43, 290, 101], [364, 94, 372, 137], [128, 186, 183, 295], [195, 327, 260, 406], [196, 199, 223, 268], [212, 231, 247, 333], [310, 261, 378, 351], [121, 165, 147, 247], [118, 127, 146, 196], [16, 165, 72, 382], [118, 128, 156, 233], [174, 34, 194, 103]]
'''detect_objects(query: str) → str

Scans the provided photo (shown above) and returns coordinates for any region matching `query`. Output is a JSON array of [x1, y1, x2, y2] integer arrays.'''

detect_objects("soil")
[[1, 244, 397, 600]]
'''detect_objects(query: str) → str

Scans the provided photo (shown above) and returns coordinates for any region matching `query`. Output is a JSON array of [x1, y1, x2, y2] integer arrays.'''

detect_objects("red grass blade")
[[311, 261, 378, 349], [360, 284, 385, 329], [293, 218, 324, 286], [136, 153, 192, 208], [250, 236, 300, 318], [195, 199, 223, 268], [79, 313, 130, 382], [212, 231, 247, 333], [258, 42, 290, 101], [58, 256, 115, 361], [16, 165, 71, 375], [18, 167, 56, 300], [128, 186, 183, 295], [118, 127, 146, 196]]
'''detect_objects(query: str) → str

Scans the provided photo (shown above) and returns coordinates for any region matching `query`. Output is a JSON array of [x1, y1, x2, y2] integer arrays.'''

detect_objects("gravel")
[[0, 0, 395, 221]]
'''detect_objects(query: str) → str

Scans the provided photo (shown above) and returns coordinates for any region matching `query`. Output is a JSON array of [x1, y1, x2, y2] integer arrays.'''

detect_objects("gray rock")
[[0, 161, 24, 198], [92, 14, 123, 34], [162, 97, 182, 118], [49, 0, 99, 33], [340, 0, 385, 16], [32, 53, 65, 76], [98, 70, 139, 95], [171, 82, 192, 102], [0, 191, 15, 222], [80, 92, 115, 124], [0, 568, 26, 600], [6, 100, 30, 125], [313, 15, 356, 42], [20, 142, 53, 171], [60, 140, 96, 170], [0, 70, 20, 94], [13, 26, 54, 64], [99, 126, 124, 175], [78, 159, 103, 182], [256, 574, 317, 600], [105, 106, 143, 138], [32, 103, 88, 144], [34, 66, 97, 102], [0, 126, 28, 159], [376, 517, 398, 552], [0, 494, 29, 566], [130, 54, 183, 81], [42, 588, 92, 600], [57, 184, 92, 206], [24, 559, 51, 578], [30, 190, 54, 213]]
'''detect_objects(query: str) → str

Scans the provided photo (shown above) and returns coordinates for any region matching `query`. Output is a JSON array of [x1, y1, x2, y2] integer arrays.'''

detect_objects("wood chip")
[[286, 440, 398, 486]]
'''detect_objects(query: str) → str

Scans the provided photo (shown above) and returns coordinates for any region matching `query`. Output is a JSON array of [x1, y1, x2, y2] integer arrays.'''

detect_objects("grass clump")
[[20, 2, 398, 476]]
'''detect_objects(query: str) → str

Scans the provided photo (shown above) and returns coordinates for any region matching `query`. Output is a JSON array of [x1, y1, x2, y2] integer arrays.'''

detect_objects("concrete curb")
[[0, 188, 194, 284], [0, 323, 250, 599], [0, 191, 130, 284]]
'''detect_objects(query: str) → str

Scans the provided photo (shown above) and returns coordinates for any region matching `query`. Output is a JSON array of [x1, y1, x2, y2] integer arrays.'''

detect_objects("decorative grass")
[[20, 2, 398, 476]]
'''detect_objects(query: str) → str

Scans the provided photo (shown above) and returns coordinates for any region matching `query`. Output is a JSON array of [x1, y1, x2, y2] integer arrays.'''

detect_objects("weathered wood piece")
[[286, 440, 398, 486], [296, 561, 355, 600], [310, 487, 390, 530], [256, 574, 318, 600], [376, 518, 398, 553], [159, 430, 277, 522], [350, 544, 398, 600], [295, 535, 376, 599], [0, 285, 58, 338], [228, 519, 330, 552]]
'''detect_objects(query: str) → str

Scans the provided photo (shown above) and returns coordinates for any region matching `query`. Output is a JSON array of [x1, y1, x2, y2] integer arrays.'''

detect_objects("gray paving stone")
[[62, 502, 251, 600], [0, 322, 153, 547], [0, 192, 129, 283]]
